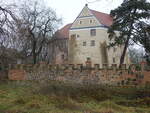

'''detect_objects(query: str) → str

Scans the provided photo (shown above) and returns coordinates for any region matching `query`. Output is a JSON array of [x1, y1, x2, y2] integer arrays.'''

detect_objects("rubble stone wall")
[[8, 63, 150, 85]]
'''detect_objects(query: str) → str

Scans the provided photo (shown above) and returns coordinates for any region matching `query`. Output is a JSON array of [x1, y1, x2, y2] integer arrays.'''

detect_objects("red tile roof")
[[90, 9, 113, 27], [55, 23, 72, 39], [55, 9, 113, 39]]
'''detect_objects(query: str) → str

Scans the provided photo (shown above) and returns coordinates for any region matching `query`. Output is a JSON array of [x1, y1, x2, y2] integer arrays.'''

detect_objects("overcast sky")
[[4, 0, 123, 27], [45, 0, 123, 27]]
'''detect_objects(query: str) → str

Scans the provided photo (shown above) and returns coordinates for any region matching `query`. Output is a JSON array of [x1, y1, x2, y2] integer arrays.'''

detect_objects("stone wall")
[[8, 63, 150, 85], [8, 69, 26, 80], [0, 71, 8, 80]]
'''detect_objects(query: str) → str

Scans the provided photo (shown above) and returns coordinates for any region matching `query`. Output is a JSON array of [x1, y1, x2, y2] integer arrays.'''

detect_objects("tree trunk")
[[32, 40, 37, 64], [119, 10, 136, 68], [33, 53, 37, 64], [119, 37, 130, 68]]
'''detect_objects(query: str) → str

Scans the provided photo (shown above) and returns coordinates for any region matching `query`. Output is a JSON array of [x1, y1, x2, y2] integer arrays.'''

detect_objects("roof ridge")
[[90, 9, 110, 15]]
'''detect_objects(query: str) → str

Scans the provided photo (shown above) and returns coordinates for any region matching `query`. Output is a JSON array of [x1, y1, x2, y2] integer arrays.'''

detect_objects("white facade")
[[68, 5, 130, 67]]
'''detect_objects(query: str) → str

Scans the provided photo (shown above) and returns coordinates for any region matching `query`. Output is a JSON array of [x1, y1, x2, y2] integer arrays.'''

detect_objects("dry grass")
[[0, 80, 150, 113]]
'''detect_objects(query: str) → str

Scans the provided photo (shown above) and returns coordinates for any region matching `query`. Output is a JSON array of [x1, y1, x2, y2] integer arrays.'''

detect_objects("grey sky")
[[4, 0, 123, 27], [45, 0, 123, 27]]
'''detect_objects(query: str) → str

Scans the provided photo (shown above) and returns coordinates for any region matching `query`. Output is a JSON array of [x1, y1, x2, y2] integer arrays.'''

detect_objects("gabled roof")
[[55, 7, 113, 39], [55, 23, 72, 39], [90, 9, 113, 27]]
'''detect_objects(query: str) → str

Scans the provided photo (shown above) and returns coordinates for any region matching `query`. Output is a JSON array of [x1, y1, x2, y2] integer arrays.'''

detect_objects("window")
[[90, 20, 92, 23], [90, 29, 96, 36], [61, 54, 65, 60], [91, 40, 95, 46], [71, 34, 76, 38], [87, 57, 91, 61], [113, 57, 115, 63], [77, 35, 80, 38], [83, 42, 86, 46], [79, 21, 82, 24]]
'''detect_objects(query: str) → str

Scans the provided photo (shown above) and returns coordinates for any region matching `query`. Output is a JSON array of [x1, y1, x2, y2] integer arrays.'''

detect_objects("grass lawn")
[[0, 80, 150, 113]]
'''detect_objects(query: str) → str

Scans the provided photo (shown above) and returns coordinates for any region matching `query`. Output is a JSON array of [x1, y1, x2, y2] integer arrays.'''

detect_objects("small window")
[[90, 29, 96, 36], [61, 54, 65, 60], [71, 34, 76, 38], [87, 57, 91, 61], [79, 21, 82, 24], [90, 20, 92, 23], [91, 40, 95, 46], [77, 35, 80, 38], [83, 42, 86, 46], [113, 57, 115, 63]]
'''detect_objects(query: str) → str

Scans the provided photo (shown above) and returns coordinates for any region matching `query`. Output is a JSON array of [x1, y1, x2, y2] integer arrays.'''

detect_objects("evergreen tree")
[[108, 0, 150, 67], [136, 22, 150, 65]]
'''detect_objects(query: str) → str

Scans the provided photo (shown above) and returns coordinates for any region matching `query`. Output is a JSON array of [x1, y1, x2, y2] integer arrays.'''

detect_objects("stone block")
[[103, 64, 108, 69], [77, 64, 83, 70], [69, 64, 74, 70], [86, 61, 92, 69], [94, 64, 100, 70], [20, 64, 24, 70], [15, 64, 20, 69], [25, 64, 33, 72], [64, 64, 69, 69], [60, 64, 66, 70], [120, 64, 126, 70], [140, 61, 147, 72], [112, 64, 117, 70], [48, 64, 52, 70], [8, 69, 27, 80], [56, 64, 60, 70], [129, 64, 136, 73], [33, 64, 39, 70]]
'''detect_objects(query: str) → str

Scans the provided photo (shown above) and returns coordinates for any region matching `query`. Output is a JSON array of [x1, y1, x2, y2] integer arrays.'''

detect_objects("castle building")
[[51, 4, 130, 67]]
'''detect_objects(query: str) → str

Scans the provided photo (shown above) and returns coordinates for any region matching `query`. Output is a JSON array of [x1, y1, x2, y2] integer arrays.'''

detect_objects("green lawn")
[[0, 80, 150, 113]]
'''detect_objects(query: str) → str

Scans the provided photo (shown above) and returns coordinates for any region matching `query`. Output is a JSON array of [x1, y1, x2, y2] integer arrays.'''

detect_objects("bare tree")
[[0, 1, 19, 70], [0, 3, 15, 47], [13, 0, 61, 64]]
